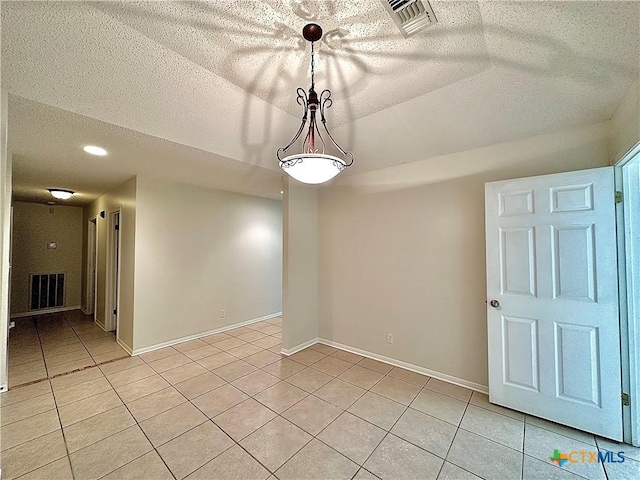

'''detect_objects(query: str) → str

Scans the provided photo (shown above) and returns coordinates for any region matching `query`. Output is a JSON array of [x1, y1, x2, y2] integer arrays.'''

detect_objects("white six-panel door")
[[485, 167, 622, 440]]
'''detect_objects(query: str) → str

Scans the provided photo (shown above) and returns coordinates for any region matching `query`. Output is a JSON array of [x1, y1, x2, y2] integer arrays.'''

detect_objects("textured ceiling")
[[93, 0, 490, 126], [9, 97, 283, 205], [335, 0, 640, 173], [1, 1, 639, 202]]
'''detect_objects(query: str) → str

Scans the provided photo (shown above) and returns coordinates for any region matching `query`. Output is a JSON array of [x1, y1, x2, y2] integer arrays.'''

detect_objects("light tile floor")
[[2, 316, 639, 479], [7, 310, 128, 388]]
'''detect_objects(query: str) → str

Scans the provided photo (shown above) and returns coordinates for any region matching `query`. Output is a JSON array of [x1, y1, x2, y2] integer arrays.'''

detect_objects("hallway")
[[8, 310, 128, 388]]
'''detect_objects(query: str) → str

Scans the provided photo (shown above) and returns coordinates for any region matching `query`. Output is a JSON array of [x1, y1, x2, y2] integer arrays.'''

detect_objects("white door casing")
[[618, 145, 640, 446], [86, 218, 97, 316], [485, 167, 622, 440], [106, 211, 120, 333]]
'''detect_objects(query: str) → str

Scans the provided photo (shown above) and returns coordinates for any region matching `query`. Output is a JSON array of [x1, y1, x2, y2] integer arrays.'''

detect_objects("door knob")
[[490, 300, 500, 308]]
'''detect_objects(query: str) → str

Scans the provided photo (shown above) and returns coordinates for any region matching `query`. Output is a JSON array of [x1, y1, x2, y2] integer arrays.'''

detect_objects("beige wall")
[[82, 177, 136, 350], [318, 122, 611, 387], [11, 202, 83, 314], [611, 78, 640, 162], [132, 176, 282, 351], [282, 180, 318, 351]]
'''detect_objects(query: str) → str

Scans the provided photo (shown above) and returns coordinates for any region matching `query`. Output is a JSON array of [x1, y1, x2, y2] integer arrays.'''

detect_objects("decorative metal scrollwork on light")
[[277, 23, 354, 185]]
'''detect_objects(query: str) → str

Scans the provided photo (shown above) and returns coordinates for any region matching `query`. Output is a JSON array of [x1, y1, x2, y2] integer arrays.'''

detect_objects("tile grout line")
[[120, 324, 335, 479], [354, 372, 423, 474], [306, 344, 606, 478], [221, 354, 369, 477], [326, 359, 502, 479], [96, 360, 181, 480], [96, 323, 278, 478], [277, 351, 469, 478], [5, 316, 175, 477], [521, 452, 592, 480], [6, 364, 539, 478], [71, 362, 216, 477], [524, 416, 600, 448], [62, 310, 127, 366], [523, 414, 608, 478], [440, 399, 488, 480], [131, 328, 288, 478], [521, 417, 526, 480], [49, 360, 77, 480], [48, 313, 89, 365], [0, 395, 57, 428], [9, 315, 167, 478], [20, 344, 436, 477], [33, 315, 50, 382], [595, 436, 611, 480], [0, 378, 62, 473], [9, 312, 126, 387], [9, 318, 611, 480], [267, 354, 414, 477]]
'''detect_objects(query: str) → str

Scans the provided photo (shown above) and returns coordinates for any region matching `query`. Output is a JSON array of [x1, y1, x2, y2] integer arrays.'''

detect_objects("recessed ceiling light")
[[83, 145, 107, 156], [280, 190, 284, 194], [48, 188, 74, 200]]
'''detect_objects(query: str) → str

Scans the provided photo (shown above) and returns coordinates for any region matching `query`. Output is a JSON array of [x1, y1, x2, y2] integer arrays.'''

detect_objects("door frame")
[[85, 217, 98, 318], [614, 141, 640, 446], [0, 90, 10, 392], [105, 209, 121, 333]]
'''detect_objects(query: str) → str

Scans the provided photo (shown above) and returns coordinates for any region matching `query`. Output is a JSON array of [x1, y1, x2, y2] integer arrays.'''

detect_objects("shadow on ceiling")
[[90, 0, 637, 168]]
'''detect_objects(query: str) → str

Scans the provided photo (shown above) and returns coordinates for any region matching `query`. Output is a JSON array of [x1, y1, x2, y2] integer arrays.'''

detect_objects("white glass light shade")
[[280, 153, 347, 185], [48, 189, 74, 200]]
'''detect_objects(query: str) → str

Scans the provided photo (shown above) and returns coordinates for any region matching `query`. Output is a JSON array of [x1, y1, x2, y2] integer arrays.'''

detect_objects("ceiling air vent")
[[381, 0, 438, 37]]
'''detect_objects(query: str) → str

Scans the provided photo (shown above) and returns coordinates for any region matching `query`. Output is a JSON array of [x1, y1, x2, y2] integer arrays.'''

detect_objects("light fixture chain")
[[310, 41, 315, 90]]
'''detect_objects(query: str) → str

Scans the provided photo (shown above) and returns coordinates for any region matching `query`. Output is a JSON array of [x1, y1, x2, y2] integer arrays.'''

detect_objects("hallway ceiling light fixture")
[[48, 188, 74, 200], [277, 23, 354, 185], [83, 145, 108, 156]]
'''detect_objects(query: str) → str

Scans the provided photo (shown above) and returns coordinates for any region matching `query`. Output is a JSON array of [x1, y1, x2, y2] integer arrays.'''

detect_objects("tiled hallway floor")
[[2, 317, 639, 480], [7, 310, 128, 387]]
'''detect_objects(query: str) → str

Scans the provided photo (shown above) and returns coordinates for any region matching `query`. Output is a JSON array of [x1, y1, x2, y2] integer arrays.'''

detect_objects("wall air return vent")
[[381, 0, 438, 37], [30, 272, 65, 311]]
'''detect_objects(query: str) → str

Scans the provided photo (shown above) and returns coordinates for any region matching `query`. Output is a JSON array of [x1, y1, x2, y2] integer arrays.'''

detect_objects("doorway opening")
[[106, 210, 120, 334], [85, 217, 97, 318], [615, 142, 640, 446]]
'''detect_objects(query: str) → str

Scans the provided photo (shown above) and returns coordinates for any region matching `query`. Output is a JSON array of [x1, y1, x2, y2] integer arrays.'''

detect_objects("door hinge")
[[113, 309, 117, 315], [622, 392, 630, 406], [615, 191, 623, 204], [115, 224, 120, 231]]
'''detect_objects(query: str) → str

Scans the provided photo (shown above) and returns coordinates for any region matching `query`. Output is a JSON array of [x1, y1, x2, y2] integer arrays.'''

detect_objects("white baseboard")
[[318, 338, 489, 394], [280, 337, 319, 356], [93, 320, 104, 331], [132, 312, 282, 356], [117, 337, 133, 356], [10, 305, 81, 319], [93, 318, 109, 332]]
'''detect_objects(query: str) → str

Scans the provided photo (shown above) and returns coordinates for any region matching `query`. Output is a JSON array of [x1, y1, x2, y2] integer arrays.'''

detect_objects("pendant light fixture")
[[277, 23, 354, 185]]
